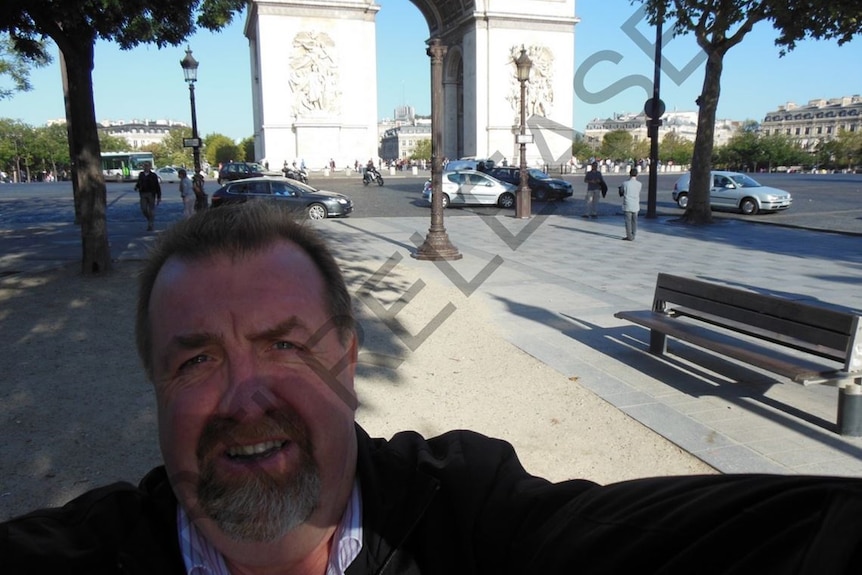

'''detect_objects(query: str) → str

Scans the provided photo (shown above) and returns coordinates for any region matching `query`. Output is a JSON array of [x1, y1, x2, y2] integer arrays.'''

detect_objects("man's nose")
[[217, 358, 279, 421]]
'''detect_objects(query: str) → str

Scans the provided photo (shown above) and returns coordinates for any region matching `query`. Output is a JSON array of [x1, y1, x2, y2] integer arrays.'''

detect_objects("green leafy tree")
[[637, 0, 862, 224], [659, 132, 694, 166], [98, 132, 131, 153], [411, 138, 432, 161], [31, 122, 71, 177], [716, 124, 809, 171], [600, 130, 634, 161], [149, 126, 195, 168], [760, 132, 808, 170], [631, 138, 651, 162], [1, 0, 246, 274], [0, 118, 34, 180], [204, 132, 241, 167], [571, 139, 593, 164], [240, 136, 255, 162], [0, 33, 50, 99], [830, 128, 862, 170]]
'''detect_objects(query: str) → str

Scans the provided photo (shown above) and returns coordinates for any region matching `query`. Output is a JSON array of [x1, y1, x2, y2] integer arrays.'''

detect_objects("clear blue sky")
[[1, 0, 859, 141]]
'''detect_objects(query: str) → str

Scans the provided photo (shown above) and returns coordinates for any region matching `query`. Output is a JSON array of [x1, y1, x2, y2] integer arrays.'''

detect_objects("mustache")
[[196, 409, 312, 462]]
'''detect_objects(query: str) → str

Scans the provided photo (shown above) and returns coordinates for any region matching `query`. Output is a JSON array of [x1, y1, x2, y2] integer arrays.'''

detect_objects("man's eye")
[[179, 354, 209, 370], [273, 341, 302, 351]]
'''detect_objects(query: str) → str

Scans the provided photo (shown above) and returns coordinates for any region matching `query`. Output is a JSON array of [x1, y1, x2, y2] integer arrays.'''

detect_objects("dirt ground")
[[0, 258, 713, 521]]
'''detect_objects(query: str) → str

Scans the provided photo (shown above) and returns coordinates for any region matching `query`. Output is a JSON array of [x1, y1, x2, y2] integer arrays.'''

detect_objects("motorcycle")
[[363, 167, 384, 186], [284, 167, 308, 184]]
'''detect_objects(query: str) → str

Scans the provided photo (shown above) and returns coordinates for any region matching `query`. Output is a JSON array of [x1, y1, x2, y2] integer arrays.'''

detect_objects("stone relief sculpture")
[[507, 44, 554, 121], [289, 31, 341, 116]]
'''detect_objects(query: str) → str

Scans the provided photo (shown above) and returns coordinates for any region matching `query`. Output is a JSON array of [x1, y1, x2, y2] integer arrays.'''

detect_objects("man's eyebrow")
[[251, 318, 311, 342], [171, 332, 222, 350]]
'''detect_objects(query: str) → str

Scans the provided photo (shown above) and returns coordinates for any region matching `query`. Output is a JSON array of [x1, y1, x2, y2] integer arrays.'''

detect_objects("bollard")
[[837, 382, 862, 436]]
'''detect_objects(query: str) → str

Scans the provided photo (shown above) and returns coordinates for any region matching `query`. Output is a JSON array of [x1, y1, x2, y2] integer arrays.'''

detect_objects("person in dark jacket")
[[4, 202, 862, 575], [134, 162, 162, 231]]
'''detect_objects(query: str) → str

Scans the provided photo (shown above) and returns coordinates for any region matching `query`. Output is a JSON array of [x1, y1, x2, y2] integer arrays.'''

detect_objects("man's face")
[[148, 241, 358, 543]]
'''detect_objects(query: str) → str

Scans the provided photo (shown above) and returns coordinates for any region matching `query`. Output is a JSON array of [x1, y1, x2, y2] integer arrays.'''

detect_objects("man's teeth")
[[226, 440, 285, 457]]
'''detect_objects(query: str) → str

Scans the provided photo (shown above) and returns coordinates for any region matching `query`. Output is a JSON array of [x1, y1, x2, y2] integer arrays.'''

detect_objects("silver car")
[[422, 169, 516, 209], [672, 171, 792, 215]]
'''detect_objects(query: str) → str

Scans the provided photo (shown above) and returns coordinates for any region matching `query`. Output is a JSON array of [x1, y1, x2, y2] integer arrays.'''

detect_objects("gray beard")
[[197, 450, 321, 541], [194, 411, 321, 542]]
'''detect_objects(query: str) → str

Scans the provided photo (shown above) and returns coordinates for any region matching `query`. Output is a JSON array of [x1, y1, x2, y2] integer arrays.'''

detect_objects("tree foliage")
[[204, 133, 241, 166], [713, 123, 809, 171], [636, 0, 862, 224], [600, 130, 635, 161], [411, 138, 432, 161], [0, 0, 247, 274], [659, 132, 694, 165], [0, 33, 50, 99]]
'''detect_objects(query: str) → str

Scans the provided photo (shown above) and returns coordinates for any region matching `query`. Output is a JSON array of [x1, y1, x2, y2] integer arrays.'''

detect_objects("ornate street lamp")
[[413, 38, 462, 261], [180, 47, 202, 176], [514, 47, 533, 219]]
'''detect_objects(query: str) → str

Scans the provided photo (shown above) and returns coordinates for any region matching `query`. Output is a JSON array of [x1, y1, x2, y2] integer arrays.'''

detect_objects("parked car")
[[443, 158, 496, 172], [421, 169, 516, 209], [155, 166, 182, 183], [217, 161, 283, 184], [210, 177, 353, 220], [485, 166, 573, 201], [672, 171, 792, 215]]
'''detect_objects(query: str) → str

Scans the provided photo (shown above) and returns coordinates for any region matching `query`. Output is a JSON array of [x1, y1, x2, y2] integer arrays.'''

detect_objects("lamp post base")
[[413, 227, 463, 261], [515, 185, 532, 219]]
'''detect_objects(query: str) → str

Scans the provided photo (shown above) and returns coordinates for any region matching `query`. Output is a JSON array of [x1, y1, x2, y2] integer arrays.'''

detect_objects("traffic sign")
[[644, 98, 666, 119]]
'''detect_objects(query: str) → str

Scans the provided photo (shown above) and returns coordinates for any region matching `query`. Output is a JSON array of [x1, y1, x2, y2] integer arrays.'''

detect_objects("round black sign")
[[644, 98, 666, 119]]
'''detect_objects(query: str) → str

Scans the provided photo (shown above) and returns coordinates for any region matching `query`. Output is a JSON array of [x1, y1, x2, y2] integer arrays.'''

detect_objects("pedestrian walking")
[[134, 162, 161, 231], [582, 161, 606, 218], [178, 169, 195, 219], [621, 168, 642, 241]]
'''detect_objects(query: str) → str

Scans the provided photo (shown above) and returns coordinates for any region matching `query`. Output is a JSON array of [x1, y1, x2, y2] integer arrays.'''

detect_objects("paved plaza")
[[2, 190, 862, 476]]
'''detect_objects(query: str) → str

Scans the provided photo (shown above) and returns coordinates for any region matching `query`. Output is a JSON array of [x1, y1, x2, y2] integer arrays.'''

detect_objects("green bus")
[[100, 152, 155, 182]]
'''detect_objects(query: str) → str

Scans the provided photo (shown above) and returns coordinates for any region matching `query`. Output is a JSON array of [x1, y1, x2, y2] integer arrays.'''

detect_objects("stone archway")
[[246, 0, 576, 170]]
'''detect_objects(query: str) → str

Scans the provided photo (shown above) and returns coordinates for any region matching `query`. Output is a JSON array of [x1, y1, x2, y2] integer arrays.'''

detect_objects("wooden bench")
[[614, 273, 862, 435]]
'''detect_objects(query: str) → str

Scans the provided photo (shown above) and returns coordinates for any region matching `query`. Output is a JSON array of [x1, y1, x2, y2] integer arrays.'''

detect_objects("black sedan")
[[217, 161, 283, 184], [485, 167, 573, 201], [210, 177, 353, 220]]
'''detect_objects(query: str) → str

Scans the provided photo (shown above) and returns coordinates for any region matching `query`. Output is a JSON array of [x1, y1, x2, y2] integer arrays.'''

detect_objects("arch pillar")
[[245, 0, 576, 170]]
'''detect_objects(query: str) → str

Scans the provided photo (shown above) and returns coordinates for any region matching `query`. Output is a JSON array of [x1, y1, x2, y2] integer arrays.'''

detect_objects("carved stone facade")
[[246, 0, 576, 169], [288, 31, 340, 117]]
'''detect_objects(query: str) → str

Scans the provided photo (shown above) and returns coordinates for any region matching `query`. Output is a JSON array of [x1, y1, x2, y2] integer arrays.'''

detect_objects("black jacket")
[[135, 171, 161, 199], [5, 426, 862, 574], [0, 426, 594, 574]]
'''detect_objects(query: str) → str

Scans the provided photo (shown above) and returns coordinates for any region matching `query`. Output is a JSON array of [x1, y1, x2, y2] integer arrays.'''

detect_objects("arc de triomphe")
[[245, 0, 576, 170]]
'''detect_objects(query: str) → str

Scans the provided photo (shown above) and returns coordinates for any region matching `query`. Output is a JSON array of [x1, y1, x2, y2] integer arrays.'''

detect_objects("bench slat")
[[655, 273, 857, 335], [669, 305, 847, 362], [615, 310, 846, 385], [653, 274, 856, 360]]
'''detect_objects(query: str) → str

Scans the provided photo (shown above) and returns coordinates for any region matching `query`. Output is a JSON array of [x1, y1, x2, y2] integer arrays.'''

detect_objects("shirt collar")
[[178, 481, 363, 575]]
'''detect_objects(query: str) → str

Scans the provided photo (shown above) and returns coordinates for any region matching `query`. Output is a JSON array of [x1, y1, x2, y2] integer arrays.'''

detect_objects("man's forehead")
[[157, 241, 319, 284]]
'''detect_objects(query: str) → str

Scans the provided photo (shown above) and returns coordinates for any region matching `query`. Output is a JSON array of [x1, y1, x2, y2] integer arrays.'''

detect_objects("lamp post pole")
[[514, 47, 532, 219], [646, 6, 664, 219], [180, 47, 202, 176], [413, 38, 461, 261]]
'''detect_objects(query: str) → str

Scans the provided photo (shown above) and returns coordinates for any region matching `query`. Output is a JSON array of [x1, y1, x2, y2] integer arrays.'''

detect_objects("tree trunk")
[[683, 49, 724, 225], [59, 40, 112, 274], [60, 51, 82, 226]]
